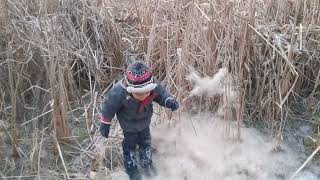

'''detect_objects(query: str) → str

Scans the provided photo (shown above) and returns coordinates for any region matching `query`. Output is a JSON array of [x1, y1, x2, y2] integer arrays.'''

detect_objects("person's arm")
[[153, 80, 179, 111], [100, 86, 123, 138]]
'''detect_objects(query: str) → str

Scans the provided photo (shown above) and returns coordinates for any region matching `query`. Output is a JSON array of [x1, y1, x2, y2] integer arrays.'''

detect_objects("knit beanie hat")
[[125, 61, 157, 93]]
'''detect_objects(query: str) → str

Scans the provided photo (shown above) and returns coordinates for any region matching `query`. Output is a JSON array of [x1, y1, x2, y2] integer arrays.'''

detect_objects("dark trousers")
[[122, 127, 152, 176]]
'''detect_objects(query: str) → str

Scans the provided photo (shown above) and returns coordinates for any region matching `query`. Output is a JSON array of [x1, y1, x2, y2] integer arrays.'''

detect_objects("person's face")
[[132, 91, 151, 101]]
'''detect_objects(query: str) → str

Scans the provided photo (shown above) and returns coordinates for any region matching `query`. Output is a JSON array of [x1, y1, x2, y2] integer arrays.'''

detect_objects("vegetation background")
[[0, 0, 319, 179]]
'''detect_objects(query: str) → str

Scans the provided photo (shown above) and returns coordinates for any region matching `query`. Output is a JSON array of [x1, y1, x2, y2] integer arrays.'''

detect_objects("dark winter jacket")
[[101, 79, 172, 132]]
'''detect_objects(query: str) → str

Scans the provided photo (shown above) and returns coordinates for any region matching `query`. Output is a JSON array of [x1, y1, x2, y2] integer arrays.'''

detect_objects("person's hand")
[[100, 123, 110, 138], [165, 98, 179, 111]]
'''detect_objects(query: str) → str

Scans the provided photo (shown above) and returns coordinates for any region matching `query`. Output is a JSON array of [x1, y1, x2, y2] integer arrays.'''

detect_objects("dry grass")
[[0, 0, 319, 178]]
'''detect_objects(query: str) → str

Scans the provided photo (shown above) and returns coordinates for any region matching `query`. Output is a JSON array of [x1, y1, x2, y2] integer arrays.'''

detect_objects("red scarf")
[[137, 91, 158, 112]]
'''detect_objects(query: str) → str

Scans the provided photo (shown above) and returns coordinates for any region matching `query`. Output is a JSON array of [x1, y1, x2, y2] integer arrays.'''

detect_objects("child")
[[99, 61, 179, 180]]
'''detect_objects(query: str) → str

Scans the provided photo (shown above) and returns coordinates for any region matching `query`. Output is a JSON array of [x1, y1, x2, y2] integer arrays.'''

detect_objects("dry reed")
[[0, 0, 319, 178]]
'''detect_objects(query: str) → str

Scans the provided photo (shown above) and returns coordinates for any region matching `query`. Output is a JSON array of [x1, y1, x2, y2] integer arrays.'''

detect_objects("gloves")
[[100, 123, 110, 138], [165, 98, 179, 111]]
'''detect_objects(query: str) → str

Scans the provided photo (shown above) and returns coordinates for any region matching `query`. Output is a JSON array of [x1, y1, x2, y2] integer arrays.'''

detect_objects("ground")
[[92, 113, 319, 180]]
